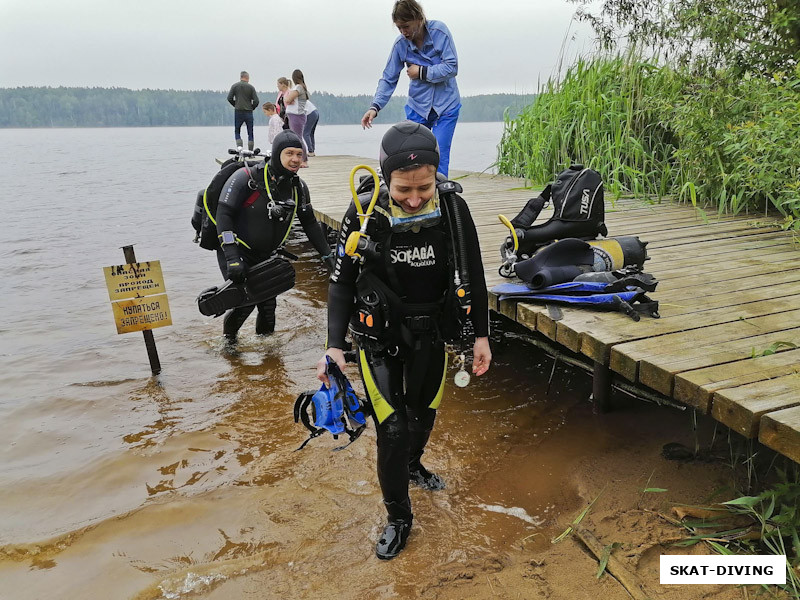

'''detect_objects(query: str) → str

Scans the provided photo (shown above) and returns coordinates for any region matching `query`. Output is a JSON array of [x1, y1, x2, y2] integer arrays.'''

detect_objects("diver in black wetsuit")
[[217, 130, 333, 340], [316, 121, 492, 560]]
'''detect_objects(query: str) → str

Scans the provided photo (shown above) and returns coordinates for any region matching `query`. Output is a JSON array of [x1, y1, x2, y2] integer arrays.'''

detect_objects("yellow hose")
[[345, 165, 381, 258], [498, 214, 519, 253], [350, 165, 381, 228]]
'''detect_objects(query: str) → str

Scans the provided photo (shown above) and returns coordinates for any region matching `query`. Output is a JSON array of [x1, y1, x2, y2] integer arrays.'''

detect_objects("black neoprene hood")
[[379, 121, 439, 182]]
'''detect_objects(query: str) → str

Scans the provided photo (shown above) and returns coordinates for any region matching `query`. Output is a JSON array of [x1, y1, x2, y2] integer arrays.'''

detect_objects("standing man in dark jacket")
[[227, 71, 260, 151]]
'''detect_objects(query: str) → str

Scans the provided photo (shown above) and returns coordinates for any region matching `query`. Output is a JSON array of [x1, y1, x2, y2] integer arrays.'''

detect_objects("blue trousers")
[[234, 110, 255, 143], [303, 109, 319, 153], [404, 104, 460, 177]]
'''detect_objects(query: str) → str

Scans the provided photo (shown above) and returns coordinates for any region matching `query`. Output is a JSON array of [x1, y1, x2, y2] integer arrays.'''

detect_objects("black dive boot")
[[223, 305, 255, 342], [408, 429, 446, 491], [376, 499, 413, 560], [255, 298, 277, 335]]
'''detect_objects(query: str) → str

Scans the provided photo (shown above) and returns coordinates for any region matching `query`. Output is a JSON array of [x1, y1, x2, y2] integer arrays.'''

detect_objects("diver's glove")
[[226, 258, 247, 283], [323, 254, 335, 273], [222, 242, 247, 283]]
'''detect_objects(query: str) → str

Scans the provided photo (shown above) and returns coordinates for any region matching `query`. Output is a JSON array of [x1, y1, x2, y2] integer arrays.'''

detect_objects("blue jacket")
[[370, 20, 460, 119]]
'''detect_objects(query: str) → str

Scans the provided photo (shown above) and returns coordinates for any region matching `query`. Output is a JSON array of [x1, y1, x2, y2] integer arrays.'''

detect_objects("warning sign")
[[111, 294, 173, 334], [104, 262, 166, 301]]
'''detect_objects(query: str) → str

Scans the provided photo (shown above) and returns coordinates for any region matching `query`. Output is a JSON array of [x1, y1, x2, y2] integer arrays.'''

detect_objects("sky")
[[0, 0, 597, 96]]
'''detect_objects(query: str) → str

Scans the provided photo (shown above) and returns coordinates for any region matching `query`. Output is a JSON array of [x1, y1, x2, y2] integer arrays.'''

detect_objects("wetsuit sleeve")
[[457, 196, 489, 338], [326, 201, 362, 349], [371, 39, 405, 112], [295, 180, 331, 258], [215, 168, 251, 259], [422, 24, 458, 83]]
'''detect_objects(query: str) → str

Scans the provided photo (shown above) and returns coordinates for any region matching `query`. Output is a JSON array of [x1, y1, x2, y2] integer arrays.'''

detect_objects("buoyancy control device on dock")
[[494, 165, 659, 320]]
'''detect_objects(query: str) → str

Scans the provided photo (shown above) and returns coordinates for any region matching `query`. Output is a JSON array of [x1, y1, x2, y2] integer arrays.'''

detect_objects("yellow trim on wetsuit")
[[358, 349, 395, 424], [265, 168, 299, 246], [428, 351, 448, 410], [279, 187, 299, 246], [210, 168, 297, 251]]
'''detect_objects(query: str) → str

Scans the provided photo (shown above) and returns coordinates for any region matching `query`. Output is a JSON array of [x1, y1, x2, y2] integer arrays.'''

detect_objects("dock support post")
[[591, 361, 611, 413], [122, 245, 162, 376]]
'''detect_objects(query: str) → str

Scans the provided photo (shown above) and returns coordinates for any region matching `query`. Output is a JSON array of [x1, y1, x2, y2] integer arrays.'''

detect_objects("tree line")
[[0, 87, 535, 128]]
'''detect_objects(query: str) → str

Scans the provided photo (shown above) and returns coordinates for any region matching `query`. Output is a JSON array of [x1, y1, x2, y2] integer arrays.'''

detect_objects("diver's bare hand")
[[472, 336, 492, 376], [316, 348, 347, 385]]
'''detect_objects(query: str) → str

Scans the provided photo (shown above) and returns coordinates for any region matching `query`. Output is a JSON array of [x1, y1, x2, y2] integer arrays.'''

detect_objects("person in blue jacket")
[[361, 0, 460, 177]]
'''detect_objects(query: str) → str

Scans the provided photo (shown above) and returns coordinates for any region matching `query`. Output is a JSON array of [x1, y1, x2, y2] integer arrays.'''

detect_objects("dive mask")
[[381, 191, 441, 233]]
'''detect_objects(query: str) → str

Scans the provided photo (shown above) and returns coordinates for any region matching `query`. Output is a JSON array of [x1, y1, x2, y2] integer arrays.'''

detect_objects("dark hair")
[[395, 163, 436, 174], [392, 0, 425, 23], [291, 69, 309, 98], [240, 71, 249, 79], [262, 102, 276, 111]]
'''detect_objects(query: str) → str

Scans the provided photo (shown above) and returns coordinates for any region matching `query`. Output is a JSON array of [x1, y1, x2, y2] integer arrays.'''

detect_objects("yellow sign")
[[104, 261, 166, 301], [111, 294, 173, 334]]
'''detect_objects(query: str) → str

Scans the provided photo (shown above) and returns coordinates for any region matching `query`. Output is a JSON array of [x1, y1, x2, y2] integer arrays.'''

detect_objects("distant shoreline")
[[0, 121, 505, 130], [0, 87, 535, 128]]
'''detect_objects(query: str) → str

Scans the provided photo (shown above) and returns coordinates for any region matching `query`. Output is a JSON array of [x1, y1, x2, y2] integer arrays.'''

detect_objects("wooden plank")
[[638, 224, 782, 247], [610, 309, 800, 383], [516, 302, 542, 332], [711, 374, 800, 438], [637, 325, 800, 395], [760, 405, 800, 464], [490, 294, 518, 321], [673, 349, 800, 412], [649, 245, 798, 273], [579, 281, 800, 364], [554, 311, 606, 352]]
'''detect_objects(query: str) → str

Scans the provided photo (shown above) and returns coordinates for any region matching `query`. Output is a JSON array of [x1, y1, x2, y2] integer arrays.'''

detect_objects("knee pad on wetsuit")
[[377, 411, 409, 448]]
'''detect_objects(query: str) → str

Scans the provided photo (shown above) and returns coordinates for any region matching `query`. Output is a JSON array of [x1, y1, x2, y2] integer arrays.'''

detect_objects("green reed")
[[499, 54, 800, 228]]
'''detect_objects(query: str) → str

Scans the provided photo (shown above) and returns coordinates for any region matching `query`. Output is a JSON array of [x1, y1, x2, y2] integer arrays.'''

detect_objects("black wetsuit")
[[327, 187, 488, 523], [216, 161, 330, 337]]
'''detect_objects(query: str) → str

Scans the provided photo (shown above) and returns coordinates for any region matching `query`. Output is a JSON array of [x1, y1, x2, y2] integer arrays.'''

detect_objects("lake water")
[[0, 123, 648, 600]]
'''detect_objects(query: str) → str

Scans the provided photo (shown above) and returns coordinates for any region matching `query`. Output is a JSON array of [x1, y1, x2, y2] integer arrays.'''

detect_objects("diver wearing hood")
[[216, 130, 333, 340], [316, 121, 492, 560]]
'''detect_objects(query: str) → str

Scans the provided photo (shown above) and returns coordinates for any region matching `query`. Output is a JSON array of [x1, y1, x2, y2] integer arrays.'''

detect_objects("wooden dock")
[[301, 156, 800, 463]]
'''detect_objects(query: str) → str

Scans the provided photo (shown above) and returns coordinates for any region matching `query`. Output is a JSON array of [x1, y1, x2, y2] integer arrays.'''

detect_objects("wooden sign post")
[[103, 245, 172, 375]]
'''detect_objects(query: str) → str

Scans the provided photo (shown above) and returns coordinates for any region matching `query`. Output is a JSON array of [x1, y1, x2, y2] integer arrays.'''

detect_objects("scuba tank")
[[192, 148, 265, 251]]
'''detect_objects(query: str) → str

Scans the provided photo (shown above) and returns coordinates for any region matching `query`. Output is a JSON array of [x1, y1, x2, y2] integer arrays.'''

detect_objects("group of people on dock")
[[227, 69, 319, 166], [213, 0, 484, 561]]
